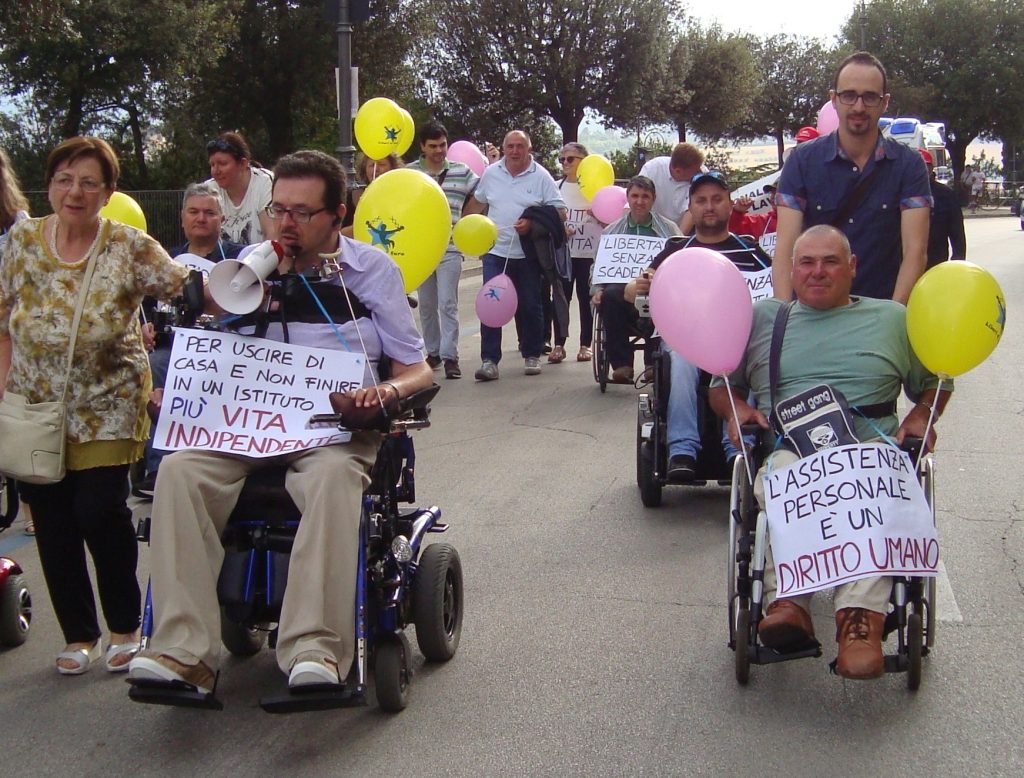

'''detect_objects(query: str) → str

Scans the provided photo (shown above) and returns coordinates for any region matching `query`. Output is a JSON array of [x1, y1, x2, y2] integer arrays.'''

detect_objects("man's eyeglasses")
[[558, 156, 582, 164], [689, 171, 728, 187], [835, 90, 884, 107], [265, 204, 327, 223], [50, 174, 104, 193]]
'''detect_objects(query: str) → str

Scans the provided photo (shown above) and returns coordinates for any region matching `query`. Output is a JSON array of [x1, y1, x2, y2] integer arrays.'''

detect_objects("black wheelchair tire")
[[0, 573, 31, 647], [412, 543, 464, 662], [735, 606, 751, 685], [0, 475, 19, 529], [636, 406, 662, 508], [592, 308, 608, 392], [375, 635, 410, 712], [220, 608, 267, 656], [907, 609, 924, 691]]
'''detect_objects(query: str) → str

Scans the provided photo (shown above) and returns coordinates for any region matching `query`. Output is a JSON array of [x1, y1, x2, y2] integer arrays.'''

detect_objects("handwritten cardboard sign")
[[763, 443, 938, 597], [153, 328, 365, 457], [592, 234, 667, 284], [742, 267, 774, 302], [171, 252, 217, 279]]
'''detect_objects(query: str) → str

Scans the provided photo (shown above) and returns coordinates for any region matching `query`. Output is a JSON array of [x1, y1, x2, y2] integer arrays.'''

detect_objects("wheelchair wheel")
[[0, 573, 31, 647], [412, 543, 464, 661], [0, 475, 18, 527], [734, 606, 751, 685], [375, 634, 411, 712], [220, 608, 268, 656], [592, 307, 609, 393], [636, 404, 661, 508], [907, 608, 924, 691]]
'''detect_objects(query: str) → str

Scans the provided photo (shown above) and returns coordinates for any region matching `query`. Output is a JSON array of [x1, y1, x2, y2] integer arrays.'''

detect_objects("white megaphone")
[[208, 240, 284, 314]]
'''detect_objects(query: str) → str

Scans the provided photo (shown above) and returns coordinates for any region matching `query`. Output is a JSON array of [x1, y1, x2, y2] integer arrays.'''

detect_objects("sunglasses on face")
[[559, 156, 582, 164], [206, 138, 238, 155]]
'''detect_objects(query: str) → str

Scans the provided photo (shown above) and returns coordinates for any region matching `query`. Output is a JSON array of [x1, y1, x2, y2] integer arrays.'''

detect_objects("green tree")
[[846, 0, 1024, 186], [660, 25, 758, 142], [416, 0, 679, 143], [738, 35, 838, 166]]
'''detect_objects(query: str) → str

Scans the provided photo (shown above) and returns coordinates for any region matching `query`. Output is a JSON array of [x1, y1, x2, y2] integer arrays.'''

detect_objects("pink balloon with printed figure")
[[475, 273, 518, 327], [590, 185, 627, 224], [817, 101, 839, 134], [447, 140, 488, 177], [648, 247, 753, 375]]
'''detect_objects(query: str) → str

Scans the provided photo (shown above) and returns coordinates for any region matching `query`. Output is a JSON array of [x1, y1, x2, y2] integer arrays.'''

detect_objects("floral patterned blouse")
[[0, 217, 190, 468]]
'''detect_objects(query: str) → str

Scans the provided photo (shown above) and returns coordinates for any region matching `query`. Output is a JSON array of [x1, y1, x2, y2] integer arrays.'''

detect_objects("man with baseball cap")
[[625, 172, 771, 481]]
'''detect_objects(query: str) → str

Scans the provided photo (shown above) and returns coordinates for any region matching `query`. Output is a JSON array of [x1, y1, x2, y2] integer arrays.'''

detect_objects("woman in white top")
[[205, 132, 274, 245]]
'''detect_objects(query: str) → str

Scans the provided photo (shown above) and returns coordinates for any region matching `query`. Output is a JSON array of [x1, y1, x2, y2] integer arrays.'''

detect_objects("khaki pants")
[[754, 448, 892, 615], [147, 433, 381, 674]]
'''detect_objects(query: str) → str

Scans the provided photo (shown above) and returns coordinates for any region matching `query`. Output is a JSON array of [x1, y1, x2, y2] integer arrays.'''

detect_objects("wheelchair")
[[129, 384, 464, 713], [591, 300, 653, 393], [635, 344, 735, 507], [727, 437, 937, 689], [0, 474, 32, 648]]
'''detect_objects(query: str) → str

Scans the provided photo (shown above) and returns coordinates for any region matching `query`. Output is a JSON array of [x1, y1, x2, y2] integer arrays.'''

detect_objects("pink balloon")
[[817, 100, 839, 135], [476, 273, 518, 327], [590, 185, 627, 224], [447, 140, 488, 177], [649, 248, 753, 375]]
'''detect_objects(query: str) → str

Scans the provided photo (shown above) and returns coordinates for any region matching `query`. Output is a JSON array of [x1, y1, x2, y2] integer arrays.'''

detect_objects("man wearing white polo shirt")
[[465, 130, 566, 380], [638, 142, 705, 226]]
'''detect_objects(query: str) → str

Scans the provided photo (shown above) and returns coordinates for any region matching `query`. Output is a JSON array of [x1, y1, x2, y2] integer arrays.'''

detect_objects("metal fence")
[[25, 190, 187, 250]]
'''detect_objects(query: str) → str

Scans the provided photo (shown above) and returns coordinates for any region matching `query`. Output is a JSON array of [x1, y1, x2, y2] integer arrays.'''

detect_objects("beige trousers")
[[147, 433, 381, 674], [753, 447, 892, 615]]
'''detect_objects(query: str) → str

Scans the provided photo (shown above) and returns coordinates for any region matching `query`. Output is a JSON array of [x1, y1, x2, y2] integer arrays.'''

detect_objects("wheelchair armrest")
[[398, 383, 440, 417], [899, 436, 924, 461]]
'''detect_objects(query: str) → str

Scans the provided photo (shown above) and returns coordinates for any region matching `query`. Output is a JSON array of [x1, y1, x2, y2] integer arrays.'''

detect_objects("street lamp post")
[[334, 0, 356, 179], [860, 1, 868, 49]]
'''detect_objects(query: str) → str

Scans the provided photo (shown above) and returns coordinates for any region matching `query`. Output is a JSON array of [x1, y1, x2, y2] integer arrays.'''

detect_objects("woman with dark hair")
[[205, 131, 274, 244], [0, 136, 191, 675]]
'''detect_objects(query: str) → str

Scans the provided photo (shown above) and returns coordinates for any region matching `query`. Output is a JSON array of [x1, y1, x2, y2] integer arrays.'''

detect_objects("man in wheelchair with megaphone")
[[128, 150, 433, 700]]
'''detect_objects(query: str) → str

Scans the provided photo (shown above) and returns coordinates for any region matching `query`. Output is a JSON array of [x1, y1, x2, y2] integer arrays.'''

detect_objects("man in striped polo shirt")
[[406, 121, 478, 379]]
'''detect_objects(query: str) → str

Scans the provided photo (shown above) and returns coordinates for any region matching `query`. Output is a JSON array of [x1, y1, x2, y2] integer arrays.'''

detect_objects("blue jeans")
[[666, 349, 751, 461], [418, 252, 463, 361], [481, 253, 544, 364]]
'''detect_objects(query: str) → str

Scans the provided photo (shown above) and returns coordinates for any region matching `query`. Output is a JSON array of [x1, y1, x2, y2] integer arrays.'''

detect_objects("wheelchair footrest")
[[259, 682, 367, 714], [127, 678, 224, 711], [752, 640, 822, 665]]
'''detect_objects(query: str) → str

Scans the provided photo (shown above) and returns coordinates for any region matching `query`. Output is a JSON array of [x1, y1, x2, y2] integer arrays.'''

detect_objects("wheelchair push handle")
[[899, 436, 925, 462]]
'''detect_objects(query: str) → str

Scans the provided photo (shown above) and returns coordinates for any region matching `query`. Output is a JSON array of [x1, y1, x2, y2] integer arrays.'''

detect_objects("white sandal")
[[56, 641, 102, 675], [105, 641, 141, 673]]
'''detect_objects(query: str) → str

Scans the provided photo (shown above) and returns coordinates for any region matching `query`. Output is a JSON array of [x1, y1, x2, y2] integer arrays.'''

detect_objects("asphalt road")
[[1, 217, 1022, 777]]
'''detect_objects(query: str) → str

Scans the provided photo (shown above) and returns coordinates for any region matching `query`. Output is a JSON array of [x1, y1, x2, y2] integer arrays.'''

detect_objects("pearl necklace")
[[50, 217, 103, 264]]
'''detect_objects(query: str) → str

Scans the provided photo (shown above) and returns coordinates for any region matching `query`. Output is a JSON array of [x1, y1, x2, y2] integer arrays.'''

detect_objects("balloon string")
[[723, 374, 755, 487], [916, 375, 943, 471]]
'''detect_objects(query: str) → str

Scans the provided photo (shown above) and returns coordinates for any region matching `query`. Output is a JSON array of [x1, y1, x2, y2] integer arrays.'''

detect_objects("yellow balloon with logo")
[[906, 261, 1006, 377], [394, 107, 415, 156], [354, 169, 451, 292], [452, 214, 498, 256], [576, 154, 615, 201], [100, 191, 147, 232], [354, 97, 404, 160]]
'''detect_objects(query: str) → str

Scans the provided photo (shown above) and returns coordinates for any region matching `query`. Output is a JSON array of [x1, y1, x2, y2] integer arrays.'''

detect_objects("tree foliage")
[[846, 0, 1024, 182], [417, 0, 680, 142]]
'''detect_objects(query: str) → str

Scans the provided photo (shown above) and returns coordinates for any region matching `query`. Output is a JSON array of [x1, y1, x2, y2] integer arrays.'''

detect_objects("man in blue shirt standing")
[[773, 51, 931, 304]]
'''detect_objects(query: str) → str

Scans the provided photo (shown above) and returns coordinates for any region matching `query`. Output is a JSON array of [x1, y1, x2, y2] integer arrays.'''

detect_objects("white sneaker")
[[475, 361, 499, 381], [524, 357, 541, 375]]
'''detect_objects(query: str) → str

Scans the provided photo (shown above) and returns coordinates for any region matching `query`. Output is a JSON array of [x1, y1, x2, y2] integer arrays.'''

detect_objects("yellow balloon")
[[100, 191, 147, 232], [576, 154, 615, 201], [354, 97, 403, 160], [906, 261, 1006, 377], [395, 108, 415, 156], [452, 214, 498, 256], [354, 169, 451, 292]]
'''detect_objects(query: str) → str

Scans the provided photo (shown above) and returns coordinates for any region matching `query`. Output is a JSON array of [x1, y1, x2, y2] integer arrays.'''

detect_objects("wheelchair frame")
[[727, 444, 937, 689], [635, 345, 734, 507], [129, 386, 464, 713], [591, 305, 648, 393]]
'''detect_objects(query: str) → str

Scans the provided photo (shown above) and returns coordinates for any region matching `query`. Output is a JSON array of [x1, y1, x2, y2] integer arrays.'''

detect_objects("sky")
[[684, 1, 860, 40]]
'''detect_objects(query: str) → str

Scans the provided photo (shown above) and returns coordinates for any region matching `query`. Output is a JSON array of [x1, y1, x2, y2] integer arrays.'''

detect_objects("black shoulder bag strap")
[[768, 301, 795, 435], [831, 166, 880, 228]]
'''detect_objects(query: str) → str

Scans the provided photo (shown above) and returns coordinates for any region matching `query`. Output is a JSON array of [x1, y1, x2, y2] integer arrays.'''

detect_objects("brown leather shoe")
[[834, 607, 885, 680], [758, 599, 815, 651], [610, 366, 634, 384]]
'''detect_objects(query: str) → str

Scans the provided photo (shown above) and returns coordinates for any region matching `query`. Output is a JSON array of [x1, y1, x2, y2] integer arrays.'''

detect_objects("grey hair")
[[182, 181, 223, 211], [795, 224, 853, 260]]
